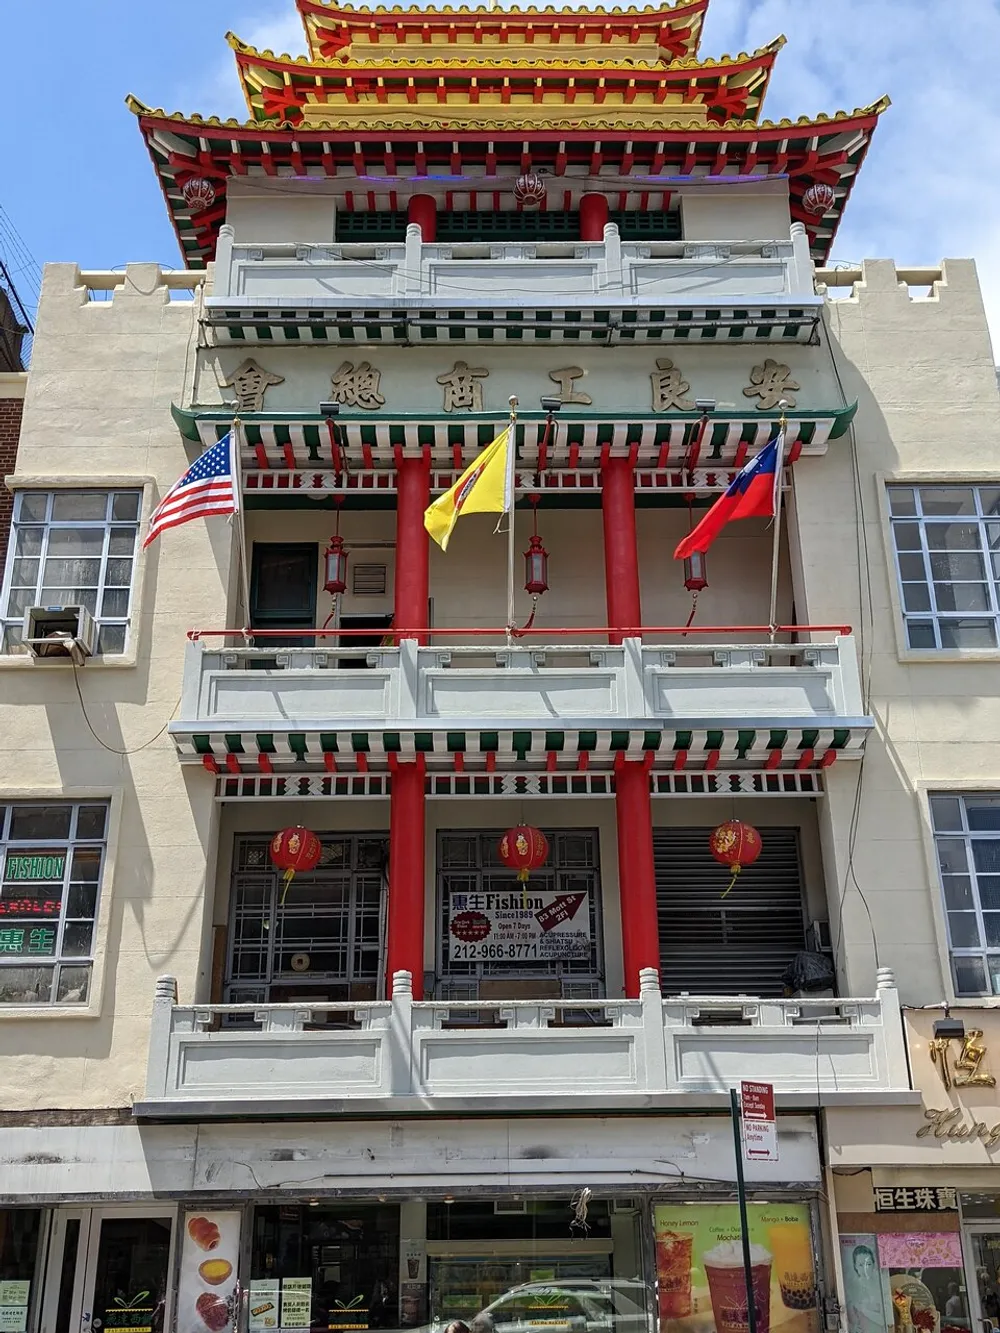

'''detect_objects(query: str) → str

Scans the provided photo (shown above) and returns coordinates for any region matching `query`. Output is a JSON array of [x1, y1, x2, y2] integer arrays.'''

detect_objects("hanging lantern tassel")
[[269, 826, 322, 905], [709, 820, 762, 899]]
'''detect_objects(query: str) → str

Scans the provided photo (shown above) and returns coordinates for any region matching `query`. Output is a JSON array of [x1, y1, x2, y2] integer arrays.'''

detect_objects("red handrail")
[[188, 623, 852, 641]]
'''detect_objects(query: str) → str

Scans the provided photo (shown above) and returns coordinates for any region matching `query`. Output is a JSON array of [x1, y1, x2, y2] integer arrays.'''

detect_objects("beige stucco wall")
[[225, 179, 337, 243], [679, 183, 791, 242], [0, 264, 232, 1110], [792, 259, 1000, 1002]]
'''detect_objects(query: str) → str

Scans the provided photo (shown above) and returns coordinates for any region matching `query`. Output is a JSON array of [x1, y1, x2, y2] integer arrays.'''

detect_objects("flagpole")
[[506, 395, 518, 644], [767, 401, 788, 641], [231, 418, 253, 644]]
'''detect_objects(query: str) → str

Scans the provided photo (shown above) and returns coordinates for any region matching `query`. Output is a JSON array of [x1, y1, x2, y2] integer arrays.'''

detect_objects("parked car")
[[471, 1280, 653, 1333]]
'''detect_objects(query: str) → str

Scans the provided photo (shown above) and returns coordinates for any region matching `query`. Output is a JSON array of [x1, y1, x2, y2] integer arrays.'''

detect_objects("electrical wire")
[[822, 302, 880, 975], [71, 660, 181, 757]]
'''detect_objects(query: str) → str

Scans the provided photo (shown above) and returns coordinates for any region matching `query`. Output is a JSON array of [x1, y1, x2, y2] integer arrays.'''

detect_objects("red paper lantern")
[[709, 820, 762, 899], [802, 182, 836, 215], [513, 173, 546, 209], [270, 826, 322, 902], [498, 825, 549, 882], [182, 177, 217, 213]]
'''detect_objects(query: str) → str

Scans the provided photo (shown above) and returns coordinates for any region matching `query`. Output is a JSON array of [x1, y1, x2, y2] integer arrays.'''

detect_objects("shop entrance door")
[[38, 1208, 175, 1333], [966, 1227, 1000, 1332]]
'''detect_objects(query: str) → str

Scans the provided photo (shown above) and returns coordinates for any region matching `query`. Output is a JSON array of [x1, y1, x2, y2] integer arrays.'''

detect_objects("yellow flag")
[[423, 427, 510, 551]]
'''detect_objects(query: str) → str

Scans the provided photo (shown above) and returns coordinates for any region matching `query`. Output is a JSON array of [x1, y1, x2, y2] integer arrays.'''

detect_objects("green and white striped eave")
[[215, 769, 826, 801], [202, 304, 823, 346], [175, 725, 866, 774], [173, 405, 857, 477]]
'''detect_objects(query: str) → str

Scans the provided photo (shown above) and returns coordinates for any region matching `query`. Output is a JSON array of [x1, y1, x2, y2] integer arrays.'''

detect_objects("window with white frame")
[[1, 491, 141, 654], [930, 793, 1000, 996], [888, 485, 1000, 649], [0, 801, 110, 1005]]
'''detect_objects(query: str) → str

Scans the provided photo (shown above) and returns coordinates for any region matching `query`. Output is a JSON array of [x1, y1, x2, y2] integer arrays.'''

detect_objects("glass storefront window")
[[0, 1209, 43, 1332], [251, 1204, 400, 1332]]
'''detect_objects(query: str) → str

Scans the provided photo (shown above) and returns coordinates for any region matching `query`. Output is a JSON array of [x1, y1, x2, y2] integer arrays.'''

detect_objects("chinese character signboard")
[[654, 1204, 817, 1333], [873, 1187, 957, 1213], [447, 889, 590, 962]]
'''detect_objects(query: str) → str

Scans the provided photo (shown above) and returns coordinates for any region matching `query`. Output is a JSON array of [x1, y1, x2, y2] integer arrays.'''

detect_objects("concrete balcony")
[[171, 635, 871, 776], [205, 222, 822, 344], [136, 968, 913, 1117]]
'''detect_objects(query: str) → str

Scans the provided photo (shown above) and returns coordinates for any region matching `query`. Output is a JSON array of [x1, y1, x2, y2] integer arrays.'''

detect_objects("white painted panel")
[[235, 262, 397, 299], [672, 1033, 878, 1089], [418, 1034, 637, 1090], [176, 1037, 383, 1095], [206, 670, 392, 721], [647, 668, 837, 718], [422, 669, 619, 718], [627, 261, 789, 299], [427, 261, 599, 297]]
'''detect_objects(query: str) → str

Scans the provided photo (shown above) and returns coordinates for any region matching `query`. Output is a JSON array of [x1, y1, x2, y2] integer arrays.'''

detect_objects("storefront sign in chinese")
[[874, 1187, 957, 1213], [654, 1203, 817, 1333], [0, 1281, 30, 1333], [280, 1279, 312, 1329], [448, 889, 590, 962], [4, 853, 65, 882], [929, 1028, 995, 1089]]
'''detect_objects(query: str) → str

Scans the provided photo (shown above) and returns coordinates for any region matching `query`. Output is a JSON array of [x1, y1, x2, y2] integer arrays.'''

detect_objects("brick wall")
[[0, 395, 23, 574]]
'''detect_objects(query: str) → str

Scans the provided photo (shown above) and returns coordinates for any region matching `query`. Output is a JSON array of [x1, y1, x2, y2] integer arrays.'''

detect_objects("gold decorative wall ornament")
[[743, 359, 800, 410], [918, 1107, 1000, 1148], [930, 1028, 996, 1091], [221, 359, 284, 413], [649, 358, 694, 412], [330, 361, 385, 411], [437, 361, 489, 412]]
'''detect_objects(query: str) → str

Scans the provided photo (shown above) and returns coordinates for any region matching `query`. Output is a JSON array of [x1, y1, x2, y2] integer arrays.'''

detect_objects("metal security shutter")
[[653, 828, 806, 996]]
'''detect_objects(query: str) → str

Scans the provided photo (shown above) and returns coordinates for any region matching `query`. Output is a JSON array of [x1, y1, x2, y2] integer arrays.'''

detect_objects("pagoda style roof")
[[128, 95, 888, 268], [296, 0, 708, 62], [230, 32, 782, 126]]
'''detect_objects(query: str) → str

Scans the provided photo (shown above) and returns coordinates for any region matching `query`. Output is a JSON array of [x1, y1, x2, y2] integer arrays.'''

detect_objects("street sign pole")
[[730, 1086, 759, 1333]]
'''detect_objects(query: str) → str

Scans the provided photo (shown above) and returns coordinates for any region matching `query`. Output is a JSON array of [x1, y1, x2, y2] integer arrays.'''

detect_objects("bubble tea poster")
[[653, 1205, 818, 1333]]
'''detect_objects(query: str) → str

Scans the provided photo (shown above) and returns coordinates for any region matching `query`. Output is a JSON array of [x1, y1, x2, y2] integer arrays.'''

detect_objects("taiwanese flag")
[[673, 430, 784, 560]]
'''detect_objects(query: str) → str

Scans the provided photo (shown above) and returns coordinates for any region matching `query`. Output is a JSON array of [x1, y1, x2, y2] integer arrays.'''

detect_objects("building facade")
[[1, 5, 999, 1333]]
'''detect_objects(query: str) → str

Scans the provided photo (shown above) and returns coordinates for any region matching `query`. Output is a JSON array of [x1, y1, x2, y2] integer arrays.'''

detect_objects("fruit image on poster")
[[177, 1211, 240, 1333], [654, 1204, 817, 1333]]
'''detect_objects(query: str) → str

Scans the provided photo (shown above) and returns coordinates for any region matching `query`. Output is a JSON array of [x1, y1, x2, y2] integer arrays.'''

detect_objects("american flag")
[[143, 433, 239, 548]]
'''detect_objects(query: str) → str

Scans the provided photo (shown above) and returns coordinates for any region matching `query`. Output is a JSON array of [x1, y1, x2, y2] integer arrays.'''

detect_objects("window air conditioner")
[[22, 606, 98, 664]]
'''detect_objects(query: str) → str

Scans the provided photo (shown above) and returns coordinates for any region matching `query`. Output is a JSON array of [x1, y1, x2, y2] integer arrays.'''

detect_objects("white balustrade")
[[175, 635, 867, 735], [140, 967, 910, 1113], [208, 222, 819, 309]]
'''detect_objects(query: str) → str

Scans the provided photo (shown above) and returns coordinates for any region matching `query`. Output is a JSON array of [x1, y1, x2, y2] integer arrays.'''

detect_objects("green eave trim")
[[171, 402, 859, 437], [171, 402, 203, 443], [827, 400, 858, 439]]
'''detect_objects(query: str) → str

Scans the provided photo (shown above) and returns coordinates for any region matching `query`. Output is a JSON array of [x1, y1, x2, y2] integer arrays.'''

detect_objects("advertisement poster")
[[0, 1281, 30, 1333], [249, 1282, 280, 1333], [448, 888, 590, 962], [654, 1204, 817, 1333], [177, 1211, 241, 1333], [840, 1235, 887, 1333], [281, 1278, 313, 1329]]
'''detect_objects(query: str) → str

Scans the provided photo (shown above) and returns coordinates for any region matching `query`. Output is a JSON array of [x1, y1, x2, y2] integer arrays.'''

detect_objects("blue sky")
[[4, 0, 1000, 348]]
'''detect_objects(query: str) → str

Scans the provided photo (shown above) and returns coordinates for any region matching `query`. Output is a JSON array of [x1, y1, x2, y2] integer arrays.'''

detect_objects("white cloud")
[[161, 0, 1000, 353]]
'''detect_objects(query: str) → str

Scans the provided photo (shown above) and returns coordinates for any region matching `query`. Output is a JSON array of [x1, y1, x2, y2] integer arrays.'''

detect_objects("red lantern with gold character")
[[498, 825, 549, 883], [709, 820, 762, 899], [270, 826, 322, 904]]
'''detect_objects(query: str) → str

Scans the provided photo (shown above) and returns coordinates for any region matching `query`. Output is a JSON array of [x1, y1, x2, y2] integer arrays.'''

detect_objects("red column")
[[580, 193, 609, 242], [615, 759, 660, 997], [387, 756, 426, 999], [408, 194, 437, 242], [395, 453, 431, 644], [601, 457, 641, 644]]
